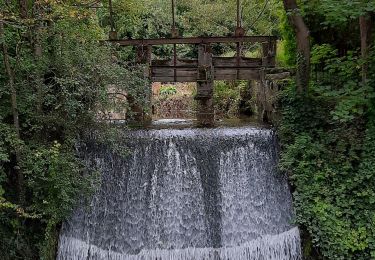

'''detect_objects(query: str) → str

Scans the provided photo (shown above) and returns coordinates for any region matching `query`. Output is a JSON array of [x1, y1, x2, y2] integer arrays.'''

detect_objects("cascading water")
[[57, 125, 301, 260]]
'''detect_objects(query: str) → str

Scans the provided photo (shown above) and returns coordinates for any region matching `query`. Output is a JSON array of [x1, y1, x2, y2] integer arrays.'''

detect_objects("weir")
[[57, 125, 301, 260]]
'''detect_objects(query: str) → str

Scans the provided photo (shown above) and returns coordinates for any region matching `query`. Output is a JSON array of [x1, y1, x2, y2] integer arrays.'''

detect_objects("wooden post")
[[195, 44, 214, 127], [127, 45, 152, 123], [262, 39, 276, 67], [257, 69, 266, 122]]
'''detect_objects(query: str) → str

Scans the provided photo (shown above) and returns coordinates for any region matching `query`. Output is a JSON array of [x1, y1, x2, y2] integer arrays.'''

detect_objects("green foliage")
[[109, 0, 282, 38], [278, 1, 375, 257], [277, 9, 297, 66], [278, 48, 375, 259], [20, 140, 99, 259], [0, 2, 149, 259], [303, 0, 375, 28], [311, 44, 337, 65], [276, 40, 289, 66], [311, 49, 374, 123], [103, 0, 281, 59], [159, 85, 177, 97], [213, 81, 246, 118]]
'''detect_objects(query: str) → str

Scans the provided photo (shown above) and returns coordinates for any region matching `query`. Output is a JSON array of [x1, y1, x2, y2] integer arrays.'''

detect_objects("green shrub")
[[0, 3, 148, 259], [213, 81, 243, 117], [278, 55, 375, 259], [159, 85, 177, 97]]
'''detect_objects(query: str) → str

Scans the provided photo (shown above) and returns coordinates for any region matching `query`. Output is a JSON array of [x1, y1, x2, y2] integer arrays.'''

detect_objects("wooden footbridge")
[[107, 0, 285, 126], [111, 36, 276, 82]]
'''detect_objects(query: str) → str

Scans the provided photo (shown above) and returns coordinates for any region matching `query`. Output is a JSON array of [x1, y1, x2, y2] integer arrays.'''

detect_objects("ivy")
[[278, 49, 375, 258]]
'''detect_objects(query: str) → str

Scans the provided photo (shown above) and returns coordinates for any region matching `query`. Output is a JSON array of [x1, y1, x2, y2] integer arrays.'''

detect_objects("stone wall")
[[250, 76, 289, 124]]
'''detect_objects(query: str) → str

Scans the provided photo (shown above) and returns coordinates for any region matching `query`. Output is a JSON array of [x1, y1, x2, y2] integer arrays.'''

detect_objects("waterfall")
[[57, 126, 301, 260]]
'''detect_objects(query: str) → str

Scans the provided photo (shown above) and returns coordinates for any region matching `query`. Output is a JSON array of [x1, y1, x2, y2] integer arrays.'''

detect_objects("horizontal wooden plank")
[[152, 68, 261, 81], [214, 69, 261, 80], [151, 68, 197, 77], [152, 76, 197, 82], [265, 72, 290, 80], [152, 59, 198, 67], [152, 59, 173, 66], [152, 58, 264, 67], [213, 57, 262, 67], [108, 36, 277, 46], [177, 59, 198, 66]]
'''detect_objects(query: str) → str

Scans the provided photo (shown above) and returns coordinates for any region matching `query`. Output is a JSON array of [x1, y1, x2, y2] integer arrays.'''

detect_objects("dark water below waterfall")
[[57, 124, 301, 260]]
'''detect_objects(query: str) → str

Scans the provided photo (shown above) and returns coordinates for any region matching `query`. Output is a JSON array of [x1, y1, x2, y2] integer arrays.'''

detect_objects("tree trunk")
[[360, 13, 374, 83], [282, 0, 310, 93], [19, 0, 28, 18], [109, 0, 115, 32], [0, 21, 25, 205], [32, 2, 44, 113]]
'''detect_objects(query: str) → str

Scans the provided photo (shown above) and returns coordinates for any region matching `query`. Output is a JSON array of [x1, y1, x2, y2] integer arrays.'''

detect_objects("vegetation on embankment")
[[277, 1, 375, 259], [152, 83, 195, 119], [0, 2, 148, 259]]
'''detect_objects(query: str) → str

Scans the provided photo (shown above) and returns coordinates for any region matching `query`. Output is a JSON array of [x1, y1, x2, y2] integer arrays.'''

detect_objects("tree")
[[0, 20, 25, 205], [302, 0, 375, 82], [0, 2, 150, 259], [282, 0, 310, 93], [19, 0, 28, 19], [359, 12, 374, 82]]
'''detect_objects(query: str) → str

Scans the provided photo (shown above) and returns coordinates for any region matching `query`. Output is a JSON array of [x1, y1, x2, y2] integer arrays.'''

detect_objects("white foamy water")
[[58, 227, 300, 260]]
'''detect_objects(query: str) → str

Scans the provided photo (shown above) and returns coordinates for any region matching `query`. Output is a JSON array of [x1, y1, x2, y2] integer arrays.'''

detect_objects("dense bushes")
[[0, 3, 149, 259], [277, 1, 375, 258], [278, 50, 375, 259], [213, 81, 250, 118]]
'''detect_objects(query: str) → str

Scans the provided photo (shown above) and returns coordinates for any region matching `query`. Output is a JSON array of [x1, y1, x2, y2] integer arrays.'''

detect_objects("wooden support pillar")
[[127, 45, 152, 123], [136, 45, 152, 82], [258, 69, 268, 122], [262, 40, 276, 67], [195, 44, 214, 127]]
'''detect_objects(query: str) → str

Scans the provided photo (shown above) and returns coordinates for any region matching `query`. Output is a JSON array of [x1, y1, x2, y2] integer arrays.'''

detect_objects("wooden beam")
[[151, 68, 261, 82], [150, 57, 272, 68], [108, 36, 277, 46], [265, 72, 291, 80], [214, 57, 263, 67], [214, 69, 261, 80]]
